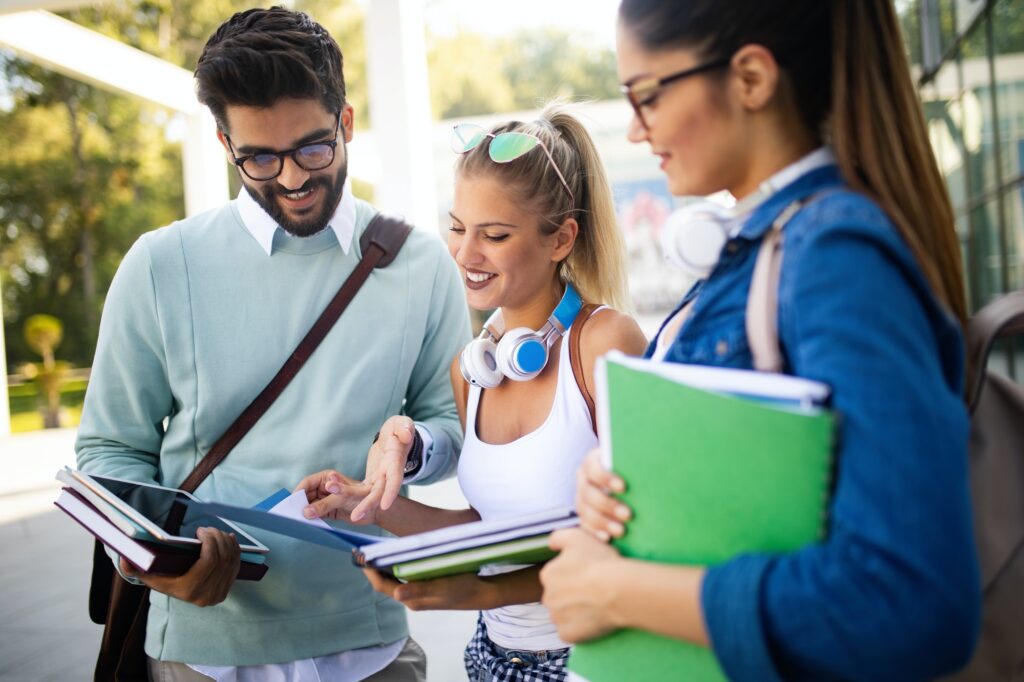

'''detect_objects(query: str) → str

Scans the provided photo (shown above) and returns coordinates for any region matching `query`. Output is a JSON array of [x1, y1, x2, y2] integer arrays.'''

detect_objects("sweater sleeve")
[[702, 217, 980, 681], [402, 237, 471, 484], [75, 234, 170, 484]]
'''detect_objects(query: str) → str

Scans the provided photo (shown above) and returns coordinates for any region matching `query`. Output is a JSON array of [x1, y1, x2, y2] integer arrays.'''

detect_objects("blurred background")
[[1, 0, 1022, 436], [0, 1, 1022, 680]]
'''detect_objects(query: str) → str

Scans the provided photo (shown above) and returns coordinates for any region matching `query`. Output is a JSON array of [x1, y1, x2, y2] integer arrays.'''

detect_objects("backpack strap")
[[179, 213, 412, 492], [746, 195, 833, 373], [966, 290, 1024, 413], [570, 304, 601, 435]]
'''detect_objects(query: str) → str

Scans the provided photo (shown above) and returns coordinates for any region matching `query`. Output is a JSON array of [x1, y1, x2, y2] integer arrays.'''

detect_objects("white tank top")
[[457, 313, 601, 652]]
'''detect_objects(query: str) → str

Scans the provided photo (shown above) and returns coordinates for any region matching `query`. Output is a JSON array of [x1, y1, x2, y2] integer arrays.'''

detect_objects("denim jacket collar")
[[737, 165, 844, 242]]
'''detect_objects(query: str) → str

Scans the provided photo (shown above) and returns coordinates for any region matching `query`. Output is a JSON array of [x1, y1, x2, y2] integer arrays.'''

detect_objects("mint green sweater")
[[76, 198, 470, 665]]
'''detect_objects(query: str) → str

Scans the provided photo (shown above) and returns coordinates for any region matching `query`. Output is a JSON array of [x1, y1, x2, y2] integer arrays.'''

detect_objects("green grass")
[[9, 405, 83, 433]]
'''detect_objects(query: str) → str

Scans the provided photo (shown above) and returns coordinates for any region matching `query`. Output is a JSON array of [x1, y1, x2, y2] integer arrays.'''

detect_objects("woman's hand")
[[294, 470, 377, 524], [361, 568, 497, 611], [576, 449, 632, 541], [352, 415, 418, 522], [540, 528, 626, 642], [122, 527, 240, 607]]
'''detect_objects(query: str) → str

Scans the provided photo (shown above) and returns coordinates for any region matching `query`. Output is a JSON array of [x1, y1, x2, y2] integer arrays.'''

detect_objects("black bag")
[[87, 215, 412, 681], [942, 290, 1024, 681]]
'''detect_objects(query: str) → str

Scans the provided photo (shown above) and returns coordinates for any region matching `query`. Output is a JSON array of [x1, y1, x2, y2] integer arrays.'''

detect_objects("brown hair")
[[455, 103, 631, 311], [619, 0, 967, 325]]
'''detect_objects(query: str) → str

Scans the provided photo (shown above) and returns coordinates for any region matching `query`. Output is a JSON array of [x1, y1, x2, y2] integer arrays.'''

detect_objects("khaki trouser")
[[147, 637, 427, 682]]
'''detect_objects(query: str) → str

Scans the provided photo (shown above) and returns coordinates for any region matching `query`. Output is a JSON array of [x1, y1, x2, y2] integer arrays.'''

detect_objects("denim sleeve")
[[703, 213, 981, 681]]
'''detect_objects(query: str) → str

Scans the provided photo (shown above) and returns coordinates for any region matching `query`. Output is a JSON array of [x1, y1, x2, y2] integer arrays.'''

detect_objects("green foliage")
[[0, 1, 368, 371], [24, 313, 62, 361], [427, 28, 619, 120]]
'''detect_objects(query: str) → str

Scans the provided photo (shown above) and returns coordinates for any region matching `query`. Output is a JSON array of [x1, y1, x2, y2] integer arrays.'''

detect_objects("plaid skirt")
[[463, 613, 570, 682]]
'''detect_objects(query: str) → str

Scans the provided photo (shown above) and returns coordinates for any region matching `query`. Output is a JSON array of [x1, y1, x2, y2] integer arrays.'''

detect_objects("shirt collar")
[[235, 180, 356, 256]]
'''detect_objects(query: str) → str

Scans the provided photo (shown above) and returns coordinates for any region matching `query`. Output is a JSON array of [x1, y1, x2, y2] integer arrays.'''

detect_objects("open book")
[[187, 495, 577, 581]]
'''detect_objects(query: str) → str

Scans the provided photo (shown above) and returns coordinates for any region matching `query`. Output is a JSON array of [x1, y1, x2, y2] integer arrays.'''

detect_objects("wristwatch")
[[404, 429, 424, 476]]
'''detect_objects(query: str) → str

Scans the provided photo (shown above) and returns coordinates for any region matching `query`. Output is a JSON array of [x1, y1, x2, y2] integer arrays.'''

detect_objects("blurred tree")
[[23, 313, 68, 427], [427, 28, 618, 120], [0, 0, 368, 370]]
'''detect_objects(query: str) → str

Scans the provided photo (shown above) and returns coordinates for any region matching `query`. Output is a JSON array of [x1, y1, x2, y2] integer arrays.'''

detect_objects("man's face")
[[220, 98, 354, 237]]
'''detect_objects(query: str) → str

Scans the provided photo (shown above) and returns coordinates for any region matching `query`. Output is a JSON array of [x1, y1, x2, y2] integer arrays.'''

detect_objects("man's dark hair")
[[195, 6, 345, 132]]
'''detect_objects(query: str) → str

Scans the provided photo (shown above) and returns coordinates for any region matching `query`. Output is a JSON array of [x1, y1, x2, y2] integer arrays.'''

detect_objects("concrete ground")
[[0, 429, 476, 681]]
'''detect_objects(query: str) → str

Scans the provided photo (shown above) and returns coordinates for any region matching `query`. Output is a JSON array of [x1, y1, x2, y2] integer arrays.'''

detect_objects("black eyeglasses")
[[225, 113, 341, 181], [620, 56, 731, 130]]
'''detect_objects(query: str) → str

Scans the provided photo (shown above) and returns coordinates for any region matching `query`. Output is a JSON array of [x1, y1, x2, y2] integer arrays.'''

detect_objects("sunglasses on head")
[[451, 123, 575, 206]]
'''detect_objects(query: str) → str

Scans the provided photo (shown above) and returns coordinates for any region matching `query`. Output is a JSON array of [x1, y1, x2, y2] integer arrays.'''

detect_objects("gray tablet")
[[69, 469, 269, 553]]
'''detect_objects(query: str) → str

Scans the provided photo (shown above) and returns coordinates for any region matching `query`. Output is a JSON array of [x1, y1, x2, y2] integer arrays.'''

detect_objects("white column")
[[365, 0, 438, 233], [183, 110, 230, 216], [0, 289, 10, 437]]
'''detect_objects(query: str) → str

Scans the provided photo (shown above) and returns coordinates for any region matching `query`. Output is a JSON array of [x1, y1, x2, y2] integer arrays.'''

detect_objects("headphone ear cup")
[[495, 327, 549, 381], [660, 202, 729, 279], [460, 338, 503, 389]]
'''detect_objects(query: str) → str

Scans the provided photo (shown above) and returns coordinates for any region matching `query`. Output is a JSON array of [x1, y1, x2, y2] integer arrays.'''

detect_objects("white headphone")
[[660, 148, 838, 279], [459, 284, 584, 389]]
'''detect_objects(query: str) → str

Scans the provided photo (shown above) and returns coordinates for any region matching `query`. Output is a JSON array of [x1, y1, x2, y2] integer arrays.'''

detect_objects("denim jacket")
[[649, 166, 981, 681]]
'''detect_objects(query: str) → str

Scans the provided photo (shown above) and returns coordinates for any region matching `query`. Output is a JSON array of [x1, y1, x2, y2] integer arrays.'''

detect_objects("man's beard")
[[244, 153, 348, 238]]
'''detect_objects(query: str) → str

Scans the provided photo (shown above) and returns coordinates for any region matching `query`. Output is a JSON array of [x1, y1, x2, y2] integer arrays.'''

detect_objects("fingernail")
[[615, 505, 631, 521], [609, 521, 625, 537], [351, 511, 363, 522], [610, 478, 625, 493], [596, 529, 610, 542], [327, 485, 340, 494], [303, 506, 317, 519]]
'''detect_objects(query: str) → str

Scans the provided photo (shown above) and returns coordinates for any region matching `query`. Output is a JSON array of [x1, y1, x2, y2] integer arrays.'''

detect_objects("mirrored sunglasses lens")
[[488, 132, 539, 163], [295, 144, 334, 170], [451, 124, 487, 153]]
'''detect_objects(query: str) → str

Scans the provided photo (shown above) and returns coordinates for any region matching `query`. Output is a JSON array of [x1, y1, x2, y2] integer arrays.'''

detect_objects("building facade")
[[902, 0, 1024, 376]]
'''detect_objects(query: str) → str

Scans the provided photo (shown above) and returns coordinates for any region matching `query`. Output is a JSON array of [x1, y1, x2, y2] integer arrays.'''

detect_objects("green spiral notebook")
[[567, 352, 835, 682]]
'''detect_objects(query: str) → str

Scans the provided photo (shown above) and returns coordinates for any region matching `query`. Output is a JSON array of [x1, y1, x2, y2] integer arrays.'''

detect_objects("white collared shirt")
[[235, 178, 356, 256]]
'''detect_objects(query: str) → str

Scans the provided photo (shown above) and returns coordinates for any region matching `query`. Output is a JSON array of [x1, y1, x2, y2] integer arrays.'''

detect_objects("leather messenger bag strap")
[[179, 212, 412, 491]]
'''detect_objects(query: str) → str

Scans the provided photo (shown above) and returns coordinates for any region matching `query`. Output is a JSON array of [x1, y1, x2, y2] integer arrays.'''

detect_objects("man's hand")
[[121, 527, 240, 607], [576, 449, 632, 542], [352, 415, 417, 522], [294, 469, 377, 524]]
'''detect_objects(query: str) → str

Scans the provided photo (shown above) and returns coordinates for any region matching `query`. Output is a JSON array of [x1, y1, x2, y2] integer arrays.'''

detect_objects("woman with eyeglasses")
[[297, 103, 647, 681], [539, 1, 981, 681]]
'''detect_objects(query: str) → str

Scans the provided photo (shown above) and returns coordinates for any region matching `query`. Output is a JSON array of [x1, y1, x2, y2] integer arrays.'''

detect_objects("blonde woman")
[[299, 104, 647, 681]]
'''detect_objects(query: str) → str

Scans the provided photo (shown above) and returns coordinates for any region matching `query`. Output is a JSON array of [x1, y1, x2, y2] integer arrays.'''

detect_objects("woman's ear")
[[730, 44, 781, 112], [551, 217, 579, 264]]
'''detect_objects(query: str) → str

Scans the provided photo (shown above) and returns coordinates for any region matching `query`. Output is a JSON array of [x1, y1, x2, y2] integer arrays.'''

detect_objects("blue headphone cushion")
[[514, 339, 547, 374]]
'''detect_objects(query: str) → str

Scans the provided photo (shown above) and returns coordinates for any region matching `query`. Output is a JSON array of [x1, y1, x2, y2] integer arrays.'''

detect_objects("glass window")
[[992, 0, 1024, 186], [971, 199, 1007, 305], [1002, 182, 1024, 293], [898, 0, 923, 67], [959, 21, 1001, 195], [925, 87, 969, 210]]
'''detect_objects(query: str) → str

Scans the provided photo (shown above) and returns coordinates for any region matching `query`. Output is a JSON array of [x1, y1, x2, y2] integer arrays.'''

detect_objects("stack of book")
[[54, 468, 268, 580], [189, 493, 578, 582]]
